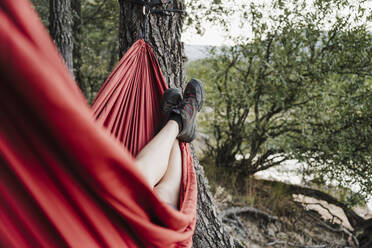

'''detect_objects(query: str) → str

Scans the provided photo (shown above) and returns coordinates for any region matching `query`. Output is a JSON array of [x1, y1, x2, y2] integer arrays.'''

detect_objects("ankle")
[[169, 112, 183, 133]]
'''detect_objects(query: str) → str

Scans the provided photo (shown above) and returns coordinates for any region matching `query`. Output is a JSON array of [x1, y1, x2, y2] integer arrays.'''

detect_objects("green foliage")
[[187, 0, 372, 198], [294, 75, 372, 201], [79, 0, 119, 102]]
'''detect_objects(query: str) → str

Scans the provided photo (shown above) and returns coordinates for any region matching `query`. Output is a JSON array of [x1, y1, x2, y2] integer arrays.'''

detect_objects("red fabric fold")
[[0, 1, 197, 247], [92, 40, 165, 156]]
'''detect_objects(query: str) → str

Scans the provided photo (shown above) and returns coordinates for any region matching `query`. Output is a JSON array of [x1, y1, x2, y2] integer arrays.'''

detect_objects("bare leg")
[[154, 140, 182, 207], [135, 120, 179, 188]]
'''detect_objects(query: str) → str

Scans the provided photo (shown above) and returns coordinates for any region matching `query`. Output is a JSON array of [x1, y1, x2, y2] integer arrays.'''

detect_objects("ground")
[[200, 159, 370, 248]]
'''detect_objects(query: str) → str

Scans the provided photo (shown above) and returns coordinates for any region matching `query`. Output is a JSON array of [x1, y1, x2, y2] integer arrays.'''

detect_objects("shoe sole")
[[188, 78, 205, 112]]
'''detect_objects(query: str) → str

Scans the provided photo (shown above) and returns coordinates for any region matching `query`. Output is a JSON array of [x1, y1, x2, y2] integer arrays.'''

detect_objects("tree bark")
[[49, 0, 74, 74], [118, 0, 185, 89], [190, 147, 242, 248], [71, 0, 86, 94], [118, 1, 238, 247]]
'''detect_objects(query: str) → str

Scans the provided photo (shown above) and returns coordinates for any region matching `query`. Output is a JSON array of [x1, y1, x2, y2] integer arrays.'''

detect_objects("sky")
[[181, 0, 372, 46]]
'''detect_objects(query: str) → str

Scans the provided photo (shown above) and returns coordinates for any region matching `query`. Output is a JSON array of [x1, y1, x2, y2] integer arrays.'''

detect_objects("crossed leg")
[[135, 120, 182, 207], [135, 79, 204, 208]]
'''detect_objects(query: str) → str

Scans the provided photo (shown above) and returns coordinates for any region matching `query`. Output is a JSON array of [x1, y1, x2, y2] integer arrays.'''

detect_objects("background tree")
[[187, 0, 372, 195], [33, 0, 120, 101], [186, 1, 372, 245], [49, 0, 74, 73], [292, 71, 372, 202], [80, 0, 119, 101], [72, 0, 84, 93]]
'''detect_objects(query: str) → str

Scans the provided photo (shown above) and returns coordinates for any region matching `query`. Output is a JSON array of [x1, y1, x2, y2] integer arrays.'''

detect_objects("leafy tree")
[[187, 0, 372, 195], [80, 0, 119, 102], [293, 73, 372, 201]]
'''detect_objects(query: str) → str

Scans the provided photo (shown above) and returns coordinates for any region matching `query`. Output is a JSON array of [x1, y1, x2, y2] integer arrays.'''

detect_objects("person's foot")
[[173, 79, 205, 142], [160, 88, 182, 120]]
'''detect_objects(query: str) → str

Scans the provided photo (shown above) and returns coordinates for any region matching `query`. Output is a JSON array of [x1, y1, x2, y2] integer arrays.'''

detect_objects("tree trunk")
[[118, 0, 185, 89], [118, 1, 238, 247], [49, 0, 74, 74], [191, 147, 242, 248], [71, 0, 86, 95]]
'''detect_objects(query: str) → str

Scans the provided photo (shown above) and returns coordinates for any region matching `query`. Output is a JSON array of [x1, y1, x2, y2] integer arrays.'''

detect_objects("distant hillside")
[[184, 44, 211, 61]]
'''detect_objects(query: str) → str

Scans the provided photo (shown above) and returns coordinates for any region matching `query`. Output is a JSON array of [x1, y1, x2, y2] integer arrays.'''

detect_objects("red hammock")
[[92, 40, 165, 156], [0, 1, 197, 247]]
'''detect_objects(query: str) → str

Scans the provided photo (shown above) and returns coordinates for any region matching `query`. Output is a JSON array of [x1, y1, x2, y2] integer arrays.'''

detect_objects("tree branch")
[[260, 180, 365, 228], [221, 206, 278, 222]]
